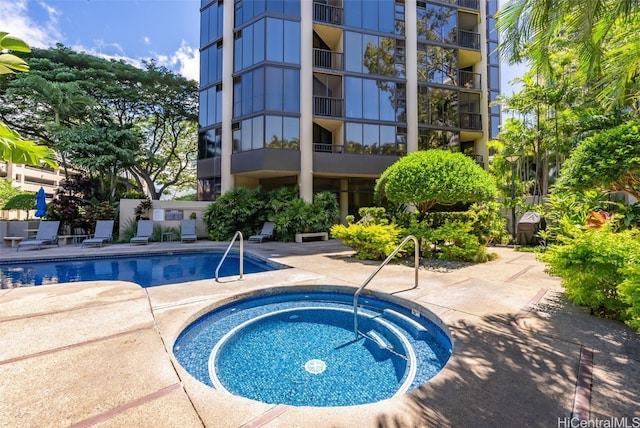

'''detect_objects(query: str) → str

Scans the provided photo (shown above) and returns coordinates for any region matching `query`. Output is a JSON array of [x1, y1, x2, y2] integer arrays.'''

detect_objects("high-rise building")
[[198, 0, 500, 219]]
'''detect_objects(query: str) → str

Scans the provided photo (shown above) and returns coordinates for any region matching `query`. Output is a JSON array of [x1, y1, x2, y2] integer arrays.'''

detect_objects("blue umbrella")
[[35, 187, 47, 218]]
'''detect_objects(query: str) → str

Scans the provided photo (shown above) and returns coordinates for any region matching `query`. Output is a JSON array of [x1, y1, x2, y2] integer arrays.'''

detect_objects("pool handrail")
[[215, 231, 244, 282], [353, 235, 419, 339]]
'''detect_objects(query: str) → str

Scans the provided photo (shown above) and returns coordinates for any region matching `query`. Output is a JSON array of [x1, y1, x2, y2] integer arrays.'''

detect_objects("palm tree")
[[497, 0, 640, 109]]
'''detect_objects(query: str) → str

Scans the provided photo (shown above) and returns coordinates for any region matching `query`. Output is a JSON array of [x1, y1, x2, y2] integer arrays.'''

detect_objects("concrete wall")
[[119, 199, 211, 239], [0, 220, 41, 239]]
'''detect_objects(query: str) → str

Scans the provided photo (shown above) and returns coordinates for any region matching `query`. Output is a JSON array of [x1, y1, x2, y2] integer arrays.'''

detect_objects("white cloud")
[[0, 0, 63, 48], [156, 40, 200, 82], [143, 36, 150, 45]]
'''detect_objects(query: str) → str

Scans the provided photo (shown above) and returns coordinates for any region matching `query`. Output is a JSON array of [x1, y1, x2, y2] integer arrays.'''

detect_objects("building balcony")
[[313, 2, 343, 26], [460, 112, 482, 130], [459, 70, 481, 90], [458, 0, 479, 10], [459, 30, 480, 50], [313, 96, 344, 118], [313, 49, 344, 71]]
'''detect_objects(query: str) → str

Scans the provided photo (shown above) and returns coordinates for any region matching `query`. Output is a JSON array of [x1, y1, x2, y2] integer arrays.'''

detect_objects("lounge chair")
[[16, 221, 60, 251], [130, 220, 153, 245], [180, 219, 197, 243], [248, 221, 275, 243], [81, 220, 114, 248]]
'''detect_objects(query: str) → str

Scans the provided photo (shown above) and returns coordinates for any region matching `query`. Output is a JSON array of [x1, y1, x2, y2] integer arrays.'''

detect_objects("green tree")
[[3, 192, 36, 219], [497, 0, 640, 109], [375, 150, 497, 217], [556, 121, 640, 200], [0, 176, 22, 207], [0, 31, 56, 167], [0, 46, 198, 200]]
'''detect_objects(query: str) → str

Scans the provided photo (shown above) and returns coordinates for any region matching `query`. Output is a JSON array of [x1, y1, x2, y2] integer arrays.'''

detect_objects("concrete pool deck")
[[1, 240, 639, 427]]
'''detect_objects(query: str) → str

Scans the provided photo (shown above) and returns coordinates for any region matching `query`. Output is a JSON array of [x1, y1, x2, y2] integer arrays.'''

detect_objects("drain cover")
[[304, 359, 326, 374]]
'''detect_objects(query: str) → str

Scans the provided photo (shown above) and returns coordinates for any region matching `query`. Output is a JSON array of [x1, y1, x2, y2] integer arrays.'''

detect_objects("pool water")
[[0, 251, 283, 288], [174, 289, 452, 407]]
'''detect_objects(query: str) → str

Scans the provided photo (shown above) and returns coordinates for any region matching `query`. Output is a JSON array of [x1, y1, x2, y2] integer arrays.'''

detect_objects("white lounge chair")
[[16, 221, 60, 251], [180, 219, 197, 243], [248, 222, 275, 243], [82, 220, 114, 248], [130, 220, 154, 245]]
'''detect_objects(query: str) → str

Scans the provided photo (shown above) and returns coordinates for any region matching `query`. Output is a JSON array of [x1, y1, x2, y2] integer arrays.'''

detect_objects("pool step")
[[382, 309, 427, 339], [363, 329, 394, 360]]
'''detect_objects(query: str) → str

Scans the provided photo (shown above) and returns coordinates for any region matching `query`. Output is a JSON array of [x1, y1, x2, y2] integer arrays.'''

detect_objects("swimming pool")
[[0, 251, 285, 288], [173, 288, 452, 407]]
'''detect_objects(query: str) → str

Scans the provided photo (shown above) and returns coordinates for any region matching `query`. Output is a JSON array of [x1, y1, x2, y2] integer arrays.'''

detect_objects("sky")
[[0, 0, 526, 92]]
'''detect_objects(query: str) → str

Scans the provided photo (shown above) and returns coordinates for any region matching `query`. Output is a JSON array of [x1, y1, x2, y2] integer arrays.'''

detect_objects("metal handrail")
[[215, 231, 244, 282], [353, 235, 419, 339]]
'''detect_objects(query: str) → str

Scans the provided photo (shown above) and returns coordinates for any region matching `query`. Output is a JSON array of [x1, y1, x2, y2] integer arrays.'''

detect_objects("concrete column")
[[220, 0, 235, 193], [299, 0, 314, 202], [405, 1, 418, 153], [477, 5, 490, 165]]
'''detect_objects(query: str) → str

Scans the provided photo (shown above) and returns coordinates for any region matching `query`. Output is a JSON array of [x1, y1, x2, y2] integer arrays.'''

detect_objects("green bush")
[[330, 222, 405, 260], [430, 221, 487, 262], [619, 264, 640, 331], [541, 226, 640, 320]]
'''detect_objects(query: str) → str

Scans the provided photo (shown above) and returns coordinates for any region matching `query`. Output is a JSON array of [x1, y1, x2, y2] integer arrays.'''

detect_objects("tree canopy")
[[0, 45, 198, 199], [556, 121, 640, 200], [374, 150, 497, 215]]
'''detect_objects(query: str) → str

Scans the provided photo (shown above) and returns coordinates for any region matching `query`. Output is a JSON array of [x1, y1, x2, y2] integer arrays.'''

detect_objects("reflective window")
[[345, 77, 362, 119], [254, 19, 265, 63], [266, 67, 284, 111], [266, 18, 284, 62], [198, 127, 222, 159], [380, 125, 396, 154], [429, 88, 458, 127], [241, 118, 253, 151], [252, 68, 265, 112], [283, 68, 300, 112], [344, 32, 362, 73], [346, 77, 398, 122], [265, 115, 282, 148], [345, 122, 363, 152], [344, 0, 394, 32], [418, 129, 459, 151], [419, 4, 457, 44], [199, 90, 207, 127], [243, 25, 253, 69], [283, 116, 300, 149], [420, 46, 458, 85], [201, 2, 223, 46], [363, 124, 379, 153], [252, 115, 264, 149], [284, 20, 300, 64], [363, 1, 378, 31], [362, 79, 379, 120], [345, 122, 398, 155]]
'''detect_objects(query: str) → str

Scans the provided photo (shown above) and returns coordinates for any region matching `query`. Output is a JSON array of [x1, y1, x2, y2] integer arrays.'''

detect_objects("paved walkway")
[[1, 240, 638, 427]]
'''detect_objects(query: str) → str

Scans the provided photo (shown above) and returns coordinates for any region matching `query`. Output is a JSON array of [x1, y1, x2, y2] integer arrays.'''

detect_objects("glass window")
[[265, 115, 282, 148], [379, 83, 396, 121], [345, 77, 362, 119], [429, 88, 458, 127], [283, 117, 300, 149], [241, 119, 253, 151], [207, 87, 217, 124], [379, 0, 394, 33], [267, 0, 283, 14], [344, 1, 362, 28], [254, 0, 266, 16], [284, 0, 300, 17], [266, 18, 284, 62], [200, 49, 209, 85], [200, 7, 209, 46], [363, 1, 378, 31], [265, 67, 283, 111], [216, 88, 223, 123], [344, 32, 362, 73], [252, 116, 264, 149], [233, 78, 242, 118], [242, 71, 253, 116], [345, 122, 363, 153], [252, 67, 264, 113], [243, 25, 253, 69], [283, 69, 300, 112], [362, 34, 378, 75], [233, 127, 241, 152], [489, 67, 500, 90], [253, 19, 265, 63], [234, 34, 242, 72], [362, 79, 379, 120], [380, 125, 396, 154], [363, 124, 379, 154], [199, 90, 207, 127], [284, 21, 300, 64]]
